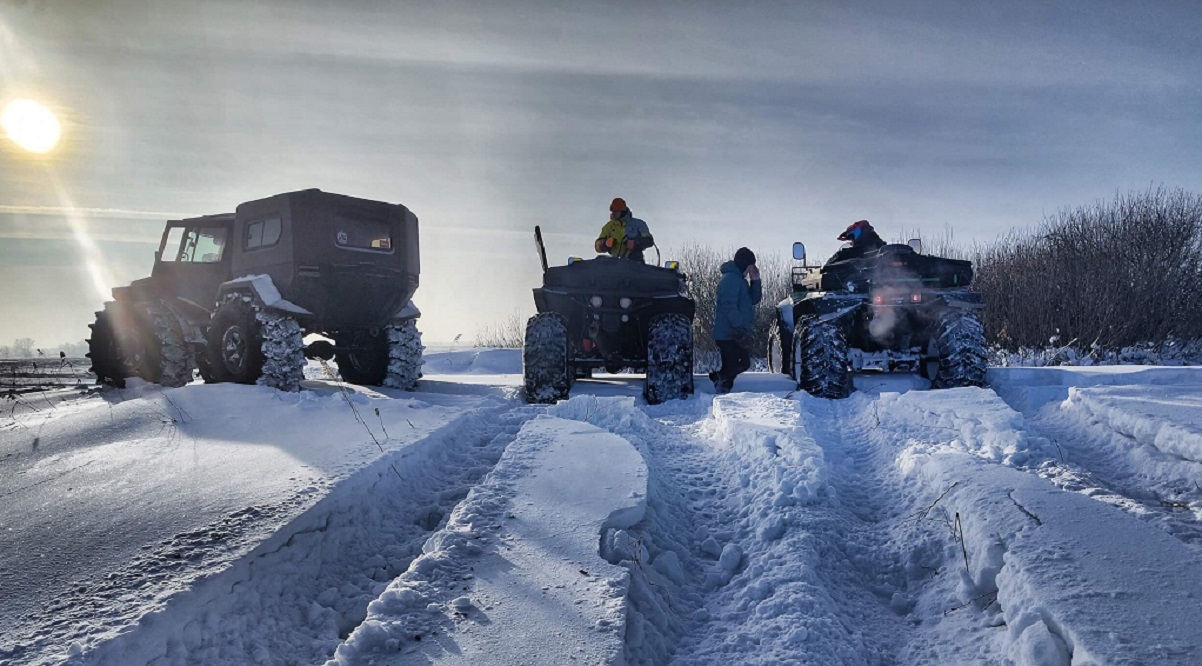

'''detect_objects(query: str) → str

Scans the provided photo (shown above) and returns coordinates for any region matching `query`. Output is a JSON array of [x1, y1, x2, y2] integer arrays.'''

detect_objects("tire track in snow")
[[555, 394, 914, 664], [76, 402, 540, 666], [869, 386, 1202, 664], [1019, 397, 1202, 553]]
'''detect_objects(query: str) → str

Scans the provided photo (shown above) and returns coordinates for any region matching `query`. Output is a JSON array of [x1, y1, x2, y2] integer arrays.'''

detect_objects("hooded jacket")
[[595, 213, 654, 261], [713, 260, 763, 341]]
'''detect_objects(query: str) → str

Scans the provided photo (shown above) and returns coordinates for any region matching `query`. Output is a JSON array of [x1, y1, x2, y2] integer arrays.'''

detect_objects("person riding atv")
[[826, 219, 885, 265], [595, 197, 655, 262]]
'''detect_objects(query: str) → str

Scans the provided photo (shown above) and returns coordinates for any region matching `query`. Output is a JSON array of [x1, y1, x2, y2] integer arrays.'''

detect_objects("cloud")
[[0, 205, 188, 219]]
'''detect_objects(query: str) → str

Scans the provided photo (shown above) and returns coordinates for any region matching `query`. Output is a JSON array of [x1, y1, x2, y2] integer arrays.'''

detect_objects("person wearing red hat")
[[827, 219, 885, 264], [595, 197, 655, 262]]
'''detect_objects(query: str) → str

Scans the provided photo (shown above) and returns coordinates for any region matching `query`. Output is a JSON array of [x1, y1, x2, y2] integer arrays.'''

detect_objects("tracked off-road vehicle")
[[87, 189, 423, 392], [769, 239, 986, 398], [523, 226, 695, 405]]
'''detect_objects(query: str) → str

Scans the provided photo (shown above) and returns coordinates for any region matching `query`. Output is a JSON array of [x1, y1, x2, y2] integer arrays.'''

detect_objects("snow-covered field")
[[3, 351, 1202, 665]]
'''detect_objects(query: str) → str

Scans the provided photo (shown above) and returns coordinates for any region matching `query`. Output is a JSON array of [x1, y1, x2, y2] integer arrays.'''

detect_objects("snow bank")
[[327, 413, 647, 665], [989, 366, 1202, 413], [909, 453, 1202, 664], [0, 381, 490, 665], [1062, 385, 1202, 464]]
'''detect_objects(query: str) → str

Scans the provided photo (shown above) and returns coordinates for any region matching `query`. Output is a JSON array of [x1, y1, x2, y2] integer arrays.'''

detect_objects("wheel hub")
[[221, 325, 248, 375]]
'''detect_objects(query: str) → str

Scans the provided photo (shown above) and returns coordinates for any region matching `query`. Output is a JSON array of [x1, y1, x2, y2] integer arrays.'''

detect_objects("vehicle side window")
[[245, 217, 282, 250], [335, 214, 392, 251], [193, 227, 228, 262]]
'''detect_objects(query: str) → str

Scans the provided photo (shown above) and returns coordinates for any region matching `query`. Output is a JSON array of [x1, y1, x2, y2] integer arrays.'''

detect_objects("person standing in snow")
[[711, 247, 762, 394], [595, 197, 655, 262], [825, 219, 886, 264]]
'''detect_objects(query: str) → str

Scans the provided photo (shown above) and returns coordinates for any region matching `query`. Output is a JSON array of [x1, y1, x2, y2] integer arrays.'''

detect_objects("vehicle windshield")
[[161, 226, 228, 263]]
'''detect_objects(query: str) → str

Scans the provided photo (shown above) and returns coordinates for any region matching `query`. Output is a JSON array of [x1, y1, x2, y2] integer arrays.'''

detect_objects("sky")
[[1, 0, 1201, 347]]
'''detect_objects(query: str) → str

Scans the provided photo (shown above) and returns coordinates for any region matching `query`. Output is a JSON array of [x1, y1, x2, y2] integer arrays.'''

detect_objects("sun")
[[1, 99, 62, 154]]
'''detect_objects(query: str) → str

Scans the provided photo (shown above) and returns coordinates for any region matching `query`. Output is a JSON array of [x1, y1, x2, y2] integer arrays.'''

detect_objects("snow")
[[328, 414, 647, 665], [4, 353, 1202, 665]]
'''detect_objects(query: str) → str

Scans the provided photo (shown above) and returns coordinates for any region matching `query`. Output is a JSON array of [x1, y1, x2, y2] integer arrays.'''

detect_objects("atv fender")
[[793, 294, 863, 325], [934, 290, 985, 310], [775, 298, 796, 334]]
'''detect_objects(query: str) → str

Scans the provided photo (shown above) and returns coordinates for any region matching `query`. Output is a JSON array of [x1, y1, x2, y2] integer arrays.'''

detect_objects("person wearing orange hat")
[[826, 219, 885, 264], [595, 197, 655, 262]]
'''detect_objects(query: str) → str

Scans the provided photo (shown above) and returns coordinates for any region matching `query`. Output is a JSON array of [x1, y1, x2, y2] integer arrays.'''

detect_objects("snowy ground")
[[3, 351, 1202, 665]]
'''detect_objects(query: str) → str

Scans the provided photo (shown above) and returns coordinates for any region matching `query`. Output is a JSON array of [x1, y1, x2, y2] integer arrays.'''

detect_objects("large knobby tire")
[[139, 302, 194, 388], [335, 329, 389, 385], [644, 313, 694, 405], [931, 310, 987, 389], [523, 312, 571, 404], [768, 316, 794, 378], [87, 301, 130, 388], [257, 309, 305, 391], [384, 318, 424, 390], [794, 316, 851, 399]]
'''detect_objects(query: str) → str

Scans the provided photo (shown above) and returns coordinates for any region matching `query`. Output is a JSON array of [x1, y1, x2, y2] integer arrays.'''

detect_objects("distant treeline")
[[0, 338, 88, 360]]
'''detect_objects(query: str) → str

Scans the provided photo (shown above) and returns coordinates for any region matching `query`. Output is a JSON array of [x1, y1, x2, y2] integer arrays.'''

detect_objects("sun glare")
[[1, 98, 62, 153]]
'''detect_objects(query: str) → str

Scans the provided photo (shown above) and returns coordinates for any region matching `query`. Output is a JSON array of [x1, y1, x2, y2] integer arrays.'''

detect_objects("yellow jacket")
[[594, 215, 653, 260]]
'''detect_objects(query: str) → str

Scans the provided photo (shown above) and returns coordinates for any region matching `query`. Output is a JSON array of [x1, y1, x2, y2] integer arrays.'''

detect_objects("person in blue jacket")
[[710, 247, 762, 394]]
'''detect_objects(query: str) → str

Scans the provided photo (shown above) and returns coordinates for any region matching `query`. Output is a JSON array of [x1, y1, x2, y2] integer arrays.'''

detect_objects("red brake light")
[[911, 293, 922, 303]]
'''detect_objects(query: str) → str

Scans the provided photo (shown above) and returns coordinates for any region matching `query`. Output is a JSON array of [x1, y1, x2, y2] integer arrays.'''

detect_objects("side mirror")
[[908, 238, 923, 254], [792, 242, 806, 262]]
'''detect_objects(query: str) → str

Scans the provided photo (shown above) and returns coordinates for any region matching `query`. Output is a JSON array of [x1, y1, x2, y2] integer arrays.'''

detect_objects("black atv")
[[769, 239, 986, 398], [87, 189, 423, 392], [523, 226, 695, 405]]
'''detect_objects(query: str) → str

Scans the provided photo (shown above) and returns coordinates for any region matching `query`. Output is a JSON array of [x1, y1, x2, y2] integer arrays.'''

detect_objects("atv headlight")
[[619, 297, 632, 309], [590, 295, 603, 307]]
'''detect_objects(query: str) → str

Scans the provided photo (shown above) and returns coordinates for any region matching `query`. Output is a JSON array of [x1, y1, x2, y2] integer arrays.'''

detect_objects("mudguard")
[[216, 275, 313, 317]]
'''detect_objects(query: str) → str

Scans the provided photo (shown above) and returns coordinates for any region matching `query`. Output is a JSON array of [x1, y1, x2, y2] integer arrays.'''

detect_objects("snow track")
[[78, 404, 539, 666], [548, 393, 914, 664], [562, 384, 1202, 664], [1009, 384, 1202, 553]]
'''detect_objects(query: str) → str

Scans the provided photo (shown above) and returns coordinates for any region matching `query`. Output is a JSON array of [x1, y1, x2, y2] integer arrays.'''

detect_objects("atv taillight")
[[911, 293, 922, 303], [582, 339, 593, 351], [872, 294, 884, 305]]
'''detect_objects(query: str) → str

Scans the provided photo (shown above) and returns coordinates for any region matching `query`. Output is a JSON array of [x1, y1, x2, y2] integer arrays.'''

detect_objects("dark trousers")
[[714, 339, 750, 392]]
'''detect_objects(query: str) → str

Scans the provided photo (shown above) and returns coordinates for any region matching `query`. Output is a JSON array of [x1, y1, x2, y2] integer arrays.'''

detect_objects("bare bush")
[[974, 186, 1202, 350], [474, 310, 526, 348]]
